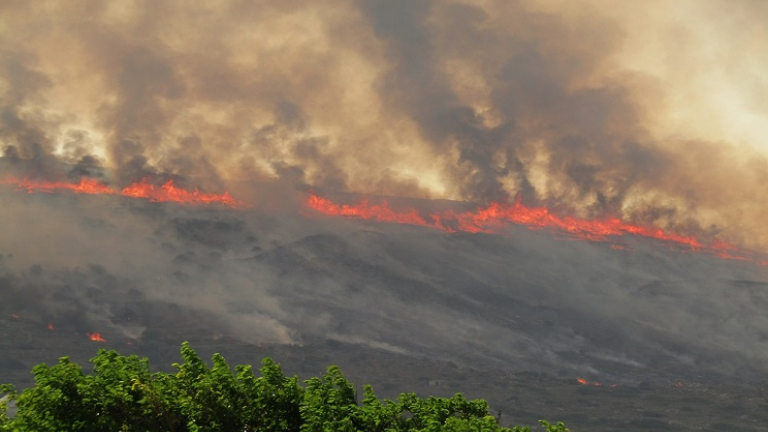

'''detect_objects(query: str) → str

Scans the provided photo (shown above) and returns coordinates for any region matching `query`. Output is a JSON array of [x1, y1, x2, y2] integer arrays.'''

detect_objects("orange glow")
[[576, 377, 607, 387], [1, 177, 115, 195], [47, 323, 55, 330], [306, 194, 447, 230], [306, 193, 760, 262], [1, 176, 244, 208], [120, 178, 242, 207], [87, 332, 106, 342]]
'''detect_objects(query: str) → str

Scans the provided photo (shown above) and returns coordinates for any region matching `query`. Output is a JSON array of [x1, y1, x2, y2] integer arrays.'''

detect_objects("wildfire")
[[306, 193, 760, 262], [577, 378, 616, 387], [1, 177, 115, 195], [1, 176, 244, 208], [120, 178, 242, 207], [2, 175, 761, 262], [306, 194, 443, 229], [87, 332, 106, 342]]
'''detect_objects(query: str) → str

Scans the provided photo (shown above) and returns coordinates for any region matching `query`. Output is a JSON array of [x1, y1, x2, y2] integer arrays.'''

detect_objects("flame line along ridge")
[[306, 193, 765, 264], [0, 176, 246, 208]]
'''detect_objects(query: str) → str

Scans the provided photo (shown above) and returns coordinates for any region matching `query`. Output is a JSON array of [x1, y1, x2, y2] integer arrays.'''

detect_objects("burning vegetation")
[[86, 332, 106, 343], [1, 177, 244, 208], [2, 175, 764, 263], [306, 193, 765, 264], [0, 1, 767, 250]]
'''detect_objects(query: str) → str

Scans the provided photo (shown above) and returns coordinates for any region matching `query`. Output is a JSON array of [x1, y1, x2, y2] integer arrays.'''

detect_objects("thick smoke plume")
[[1, 0, 768, 248]]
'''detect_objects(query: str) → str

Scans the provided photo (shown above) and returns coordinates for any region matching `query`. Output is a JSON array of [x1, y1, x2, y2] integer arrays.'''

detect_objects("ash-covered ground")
[[2, 187, 768, 431]]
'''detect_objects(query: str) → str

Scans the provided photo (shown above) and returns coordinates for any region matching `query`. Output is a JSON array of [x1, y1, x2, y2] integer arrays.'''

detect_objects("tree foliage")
[[0, 343, 567, 432]]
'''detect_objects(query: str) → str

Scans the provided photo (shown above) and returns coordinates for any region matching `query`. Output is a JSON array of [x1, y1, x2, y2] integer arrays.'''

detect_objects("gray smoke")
[[0, 1, 767, 247]]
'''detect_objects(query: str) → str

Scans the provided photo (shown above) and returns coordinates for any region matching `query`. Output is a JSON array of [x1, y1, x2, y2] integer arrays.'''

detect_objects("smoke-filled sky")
[[1, 0, 768, 248]]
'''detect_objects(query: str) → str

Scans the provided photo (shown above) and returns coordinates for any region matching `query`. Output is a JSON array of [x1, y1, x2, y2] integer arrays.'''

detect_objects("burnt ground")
[[3, 191, 768, 431], [2, 316, 768, 432]]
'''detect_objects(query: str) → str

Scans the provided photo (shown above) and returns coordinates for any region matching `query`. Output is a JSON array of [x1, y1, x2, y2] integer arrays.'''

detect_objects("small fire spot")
[[87, 332, 106, 342]]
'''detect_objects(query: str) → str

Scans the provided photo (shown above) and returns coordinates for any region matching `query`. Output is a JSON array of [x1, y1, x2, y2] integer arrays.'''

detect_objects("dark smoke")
[[1, 0, 767, 247]]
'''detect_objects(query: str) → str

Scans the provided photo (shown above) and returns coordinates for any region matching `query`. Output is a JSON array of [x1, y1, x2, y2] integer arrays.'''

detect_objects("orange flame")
[[120, 178, 242, 207], [87, 332, 106, 342], [1, 177, 115, 195], [1, 176, 244, 208], [306, 193, 760, 262], [306, 194, 444, 229], [576, 377, 610, 387]]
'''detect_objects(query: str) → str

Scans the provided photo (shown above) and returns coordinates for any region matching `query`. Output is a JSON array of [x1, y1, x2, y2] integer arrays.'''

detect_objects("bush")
[[0, 343, 566, 432]]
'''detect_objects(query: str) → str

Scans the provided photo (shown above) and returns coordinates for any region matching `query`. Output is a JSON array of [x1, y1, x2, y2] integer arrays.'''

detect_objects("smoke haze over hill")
[[1, 0, 768, 248]]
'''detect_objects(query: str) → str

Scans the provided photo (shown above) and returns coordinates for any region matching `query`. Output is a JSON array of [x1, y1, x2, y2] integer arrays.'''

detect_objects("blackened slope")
[[249, 221, 768, 384]]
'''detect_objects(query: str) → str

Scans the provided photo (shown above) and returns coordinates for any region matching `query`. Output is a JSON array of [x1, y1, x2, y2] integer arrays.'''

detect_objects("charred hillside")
[[2, 187, 768, 430]]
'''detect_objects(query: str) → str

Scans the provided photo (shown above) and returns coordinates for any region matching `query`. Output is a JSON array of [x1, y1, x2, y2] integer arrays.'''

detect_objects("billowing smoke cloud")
[[1, 0, 768, 250]]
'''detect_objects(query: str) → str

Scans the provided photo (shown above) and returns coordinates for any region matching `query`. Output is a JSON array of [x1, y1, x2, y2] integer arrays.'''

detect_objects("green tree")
[[2, 343, 565, 432], [11, 357, 93, 431], [0, 383, 15, 431], [301, 365, 358, 432]]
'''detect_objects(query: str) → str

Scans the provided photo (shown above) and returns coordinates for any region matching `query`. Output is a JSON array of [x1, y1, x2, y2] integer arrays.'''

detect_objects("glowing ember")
[[87, 332, 106, 342], [1, 176, 244, 208], [306, 193, 759, 262], [576, 378, 614, 387]]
